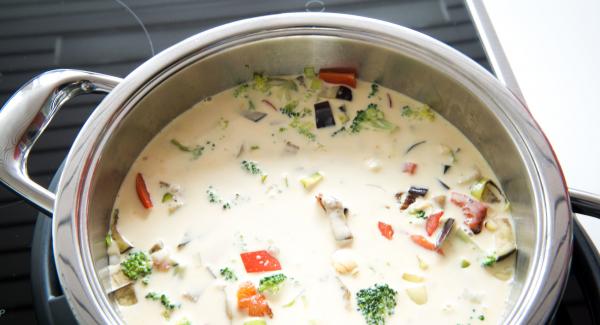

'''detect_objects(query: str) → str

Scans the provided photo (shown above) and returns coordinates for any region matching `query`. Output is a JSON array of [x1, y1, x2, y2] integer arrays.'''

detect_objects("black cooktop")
[[0, 0, 597, 324]]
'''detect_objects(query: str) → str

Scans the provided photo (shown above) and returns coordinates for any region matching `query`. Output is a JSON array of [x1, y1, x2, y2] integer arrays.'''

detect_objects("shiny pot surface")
[[0, 13, 575, 324]]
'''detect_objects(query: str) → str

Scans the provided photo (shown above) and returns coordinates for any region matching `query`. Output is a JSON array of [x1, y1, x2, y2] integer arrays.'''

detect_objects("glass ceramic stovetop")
[[0, 0, 597, 324]]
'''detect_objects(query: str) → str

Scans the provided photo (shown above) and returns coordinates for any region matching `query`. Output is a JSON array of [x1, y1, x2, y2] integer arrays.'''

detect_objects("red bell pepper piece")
[[425, 211, 444, 236], [378, 221, 394, 240], [450, 192, 487, 234], [135, 173, 153, 209], [410, 235, 444, 255], [403, 162, 417, 175], [240, 250, 282, 273], [318, 68, 357, 88]]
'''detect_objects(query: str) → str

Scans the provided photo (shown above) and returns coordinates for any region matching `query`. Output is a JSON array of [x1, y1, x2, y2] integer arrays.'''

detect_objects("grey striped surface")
[[0, 0, 489, 323]]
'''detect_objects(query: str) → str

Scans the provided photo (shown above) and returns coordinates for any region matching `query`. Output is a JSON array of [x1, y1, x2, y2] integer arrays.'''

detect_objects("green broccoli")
[[349, 103, 396, 134], [121, 251, 152, 280], [482, 255, 497, 267], [219, 267, 238, 281], [241, 160, 262, 175], [258, 273, 287, 294], [145, 292, 180, 319], [356, 283, 398, 325]]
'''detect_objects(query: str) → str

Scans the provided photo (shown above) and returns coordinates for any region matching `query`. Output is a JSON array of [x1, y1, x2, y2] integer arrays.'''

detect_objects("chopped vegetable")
[[470, 178, 504, 203], [258, 273, 287, 294], [220, 267, 238, 281], [482, 255, 497, 267], [300, 172, 323, 189], [242, 110, 268, 122], [410, 235, 443, 255], [161, 192, 173, 203], [109, 209, 133, 253], [425, 211, 444, 236], [170, 139, 204, 159], [405, 285, 428, 305], [252, 73, 270, 92], [443, 164, 451, 174], [285, 141, 300, 154], [435, 218, 455, 248], [218, 117, 229, 129], [332, 249, 359, 275], [314, 101, 336, 128], [145, 292, 180, 319], [438, 179, 450, 190], [318, 67, 357, 88], [244, 320, 267, 325], [403, 162, 417, 175], [411, 210, 427, 219], [349, 103, 396, 133], [105, 233, 113, 247], [378, 222, 394, 240], [261, 99, 278, 111], [233, 83, 249, 98], [135, 173, 153, 209], [304, 66, 316, 78], [409, 186, 428, 197], [356, 283, 398, 325], [417, 256, 429, 270], [109, 283, 137, 306], [402, 273, 425, 283], [250, 145, 260, 151], [400, 104, 435, 121], [237, 282, 273, 318], [368, 83, 379, 98], [121, 251, 152, 280], [280, 100, 300, 118], [461, 259, 471, 268], [450, 192, 488, 234], [289, 117, 316, 141], [335, 86, 353, 101], [405, 140, 426, 154], [241, 160, 263, 175], [240, 250, 282, 273]]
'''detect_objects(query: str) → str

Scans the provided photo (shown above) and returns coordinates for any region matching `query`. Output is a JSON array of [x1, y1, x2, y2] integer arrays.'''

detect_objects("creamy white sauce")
[[109, 75, 516, 325]]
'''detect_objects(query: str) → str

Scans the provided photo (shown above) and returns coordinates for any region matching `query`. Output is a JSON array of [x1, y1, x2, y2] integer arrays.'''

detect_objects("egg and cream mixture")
[[105, 68, 517, 325]]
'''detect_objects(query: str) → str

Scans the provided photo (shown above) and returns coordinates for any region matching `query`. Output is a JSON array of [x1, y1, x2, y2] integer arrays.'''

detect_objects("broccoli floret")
[[401, 104, 435, 121], [121, 251, 152, 280], [482, 255, 497, 267], [258, 273, 287, 294], [349, 103, 396, 134], [241, 160, 262, 175], [145, 292, 180, 319], [368, 83, 379, 98], [252, 73, 270, 92], [219, 267, 238, 281], [356, 283, 398, 325], [280, 100, 300, 118]]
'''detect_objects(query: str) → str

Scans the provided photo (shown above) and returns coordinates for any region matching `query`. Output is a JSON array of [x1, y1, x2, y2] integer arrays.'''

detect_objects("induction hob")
[[0, 0, 597, 324]]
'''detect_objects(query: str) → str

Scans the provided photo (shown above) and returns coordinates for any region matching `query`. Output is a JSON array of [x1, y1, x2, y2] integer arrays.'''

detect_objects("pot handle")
[[570, 188, 600, 218], [0, 69, 122, 216]]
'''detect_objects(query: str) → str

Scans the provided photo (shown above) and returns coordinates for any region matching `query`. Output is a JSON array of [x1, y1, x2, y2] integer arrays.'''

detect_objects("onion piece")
[[109, 282, 138, 306], [109, 210, 133, 254]]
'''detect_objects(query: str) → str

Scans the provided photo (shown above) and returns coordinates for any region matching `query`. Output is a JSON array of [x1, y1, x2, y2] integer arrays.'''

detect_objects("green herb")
[[162, 192, 173, 203], [142, 276, 150, 285], [350, 103, 396, 134], [176, 317, 192, 325], [412, 210, 426, 219], [479, 315, 485, 321], [233, 83, 249, 98], [121, 252, 152, 280], [248, 99, 256, 111], [219, 267, 238, 281], [145, 292, 180, 319], [356, 283, 398, 325], [331, 126, 347, 137], [258, 273, 287, 294], [250, 145, 260, 151], [206, 186, 231, 210], [290, 117, 316, 141], [105, 233, 112, 247], [278, 127, 287, 133], [252, 73, 270, 92], [368, 83, 379, 98], [280, 100, 300, 118], [261, 174, 268, 184], [401, 104, 435, 121], [461, 259, 471, 268], [241, 160, 262, 175], [170, 139, 204, 159], [482, 255, 497, 267], [218, 117, 229, 130]]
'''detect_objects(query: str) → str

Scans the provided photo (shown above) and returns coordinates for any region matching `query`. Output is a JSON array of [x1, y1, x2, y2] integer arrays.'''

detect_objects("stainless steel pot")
[[0, 12, 598, 324]]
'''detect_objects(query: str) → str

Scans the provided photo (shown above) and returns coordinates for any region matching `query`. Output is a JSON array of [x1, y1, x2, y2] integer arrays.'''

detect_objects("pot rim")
[[52, 12, 572, 324]]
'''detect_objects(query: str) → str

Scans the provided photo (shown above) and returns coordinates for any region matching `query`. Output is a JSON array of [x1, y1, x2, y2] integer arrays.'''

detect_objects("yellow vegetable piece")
[[300, 172, 323, 189], [406, 286, 428, 305], [402, 273, 425, 283]]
